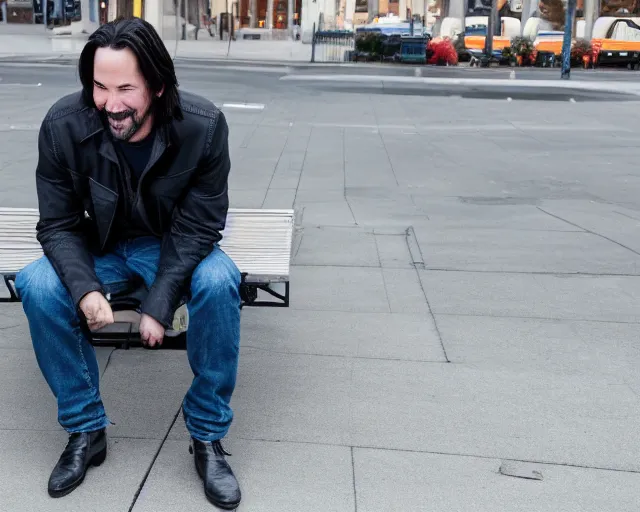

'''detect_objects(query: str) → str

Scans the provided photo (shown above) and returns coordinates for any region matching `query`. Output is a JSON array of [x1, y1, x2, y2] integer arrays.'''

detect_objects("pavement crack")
[[127, 406, 181, 512], [351, 446, 359, 512], [423, 267, 640, 277], [342, 127, 358, 226], [292, 229, 305, 260], [261, 123, 292, 208], [239, 123, 258, 149], [406, 226, 425, 270], [378, 270, 393, 315], [434, 311, 640, 325], [100, 348, 117, 378], [372, 232, 383, 269], [538, 206, 640, 258], [292, 125, 312, 207], [401, 227, 449, 361], [409, 194, 429, 218], [413, 270, 450, 363], [614, 210, 640, 221], [228, 436, 640, 476], [292, 263, 397, 268], [369, 96, 399, 187], [0, 322, 21, 331], [372, 234, 393, 313], [242, 344, 448, 363]]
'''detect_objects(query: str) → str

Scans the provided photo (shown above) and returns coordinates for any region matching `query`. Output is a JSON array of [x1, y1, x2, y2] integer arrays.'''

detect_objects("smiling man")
[[15, 18, 242, 509]]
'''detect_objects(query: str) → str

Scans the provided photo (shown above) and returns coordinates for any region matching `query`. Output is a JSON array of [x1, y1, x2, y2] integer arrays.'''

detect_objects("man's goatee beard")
[[104, 107, 152, 141]]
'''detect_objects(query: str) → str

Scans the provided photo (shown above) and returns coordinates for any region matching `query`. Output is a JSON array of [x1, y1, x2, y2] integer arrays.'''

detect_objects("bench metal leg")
[[254, 282, 290, 307], [0, 274, 18, 303], [239, 273, 289, 308]]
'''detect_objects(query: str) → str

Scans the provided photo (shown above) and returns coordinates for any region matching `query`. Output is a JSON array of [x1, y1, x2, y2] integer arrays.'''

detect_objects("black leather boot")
[[190, 438, 241, 510], [48, 428, 107, 498]]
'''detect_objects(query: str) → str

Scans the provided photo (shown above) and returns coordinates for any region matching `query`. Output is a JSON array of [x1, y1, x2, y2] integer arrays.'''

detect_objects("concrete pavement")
[[0, 24, 312, 63], [4, 24, 640, 89], [2, 63, 640, 511]]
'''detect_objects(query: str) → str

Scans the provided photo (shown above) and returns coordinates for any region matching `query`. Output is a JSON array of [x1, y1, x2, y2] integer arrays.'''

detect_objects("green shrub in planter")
[[571, 38, 592, 67], [510, 35, 535, 65], [355, 31, 385, 60]]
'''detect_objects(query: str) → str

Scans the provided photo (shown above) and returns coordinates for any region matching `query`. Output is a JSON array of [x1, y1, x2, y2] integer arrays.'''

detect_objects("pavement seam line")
[[421, 267, 640, 277], [434, 311, 640, 324], [239, 123, 258, 149], [369, 94, 399, 187], [377, 127, 400, 187], [351, 446, 359, 512], [292, 228, 305, 261], [406, 226, 425, 270], [292, 125, 312, 207], [614, 210, 640, 221], [261, 122, 292, 209], [225, 436, 640, 475], [537, 206, 640, 258], [342, 127, 358, 226], [372, 234, 392, 314], [409, 234, 450, 363], [127, 407, 182, 512], [241, 344, 449, 363], [290, 260, 640, 275]]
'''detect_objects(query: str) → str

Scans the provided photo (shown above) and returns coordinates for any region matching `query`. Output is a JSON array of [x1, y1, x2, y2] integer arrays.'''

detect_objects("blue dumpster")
[[399, 35, 427, 64]]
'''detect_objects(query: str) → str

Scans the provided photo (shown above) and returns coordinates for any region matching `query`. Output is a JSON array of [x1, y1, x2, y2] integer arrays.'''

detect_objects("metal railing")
[[311, 28, 355, 63]]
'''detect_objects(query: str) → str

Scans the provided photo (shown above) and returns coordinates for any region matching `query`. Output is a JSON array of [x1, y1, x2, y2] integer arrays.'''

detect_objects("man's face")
[[93, 46, 155, 142]]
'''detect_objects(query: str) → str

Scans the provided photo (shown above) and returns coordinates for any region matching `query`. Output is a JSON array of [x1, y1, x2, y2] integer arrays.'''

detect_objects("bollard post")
[[484, 0, 494, 58], [561, 0, 577, 79], [311, 22, 316, 63]]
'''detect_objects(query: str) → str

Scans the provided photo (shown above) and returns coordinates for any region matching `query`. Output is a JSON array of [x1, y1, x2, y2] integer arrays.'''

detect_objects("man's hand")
[[139, 314, 165, 348], [79, 291, 114, 332]]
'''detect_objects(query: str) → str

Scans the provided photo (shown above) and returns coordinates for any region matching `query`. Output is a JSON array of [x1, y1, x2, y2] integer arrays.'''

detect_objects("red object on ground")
[[428, 38, 459, 66]]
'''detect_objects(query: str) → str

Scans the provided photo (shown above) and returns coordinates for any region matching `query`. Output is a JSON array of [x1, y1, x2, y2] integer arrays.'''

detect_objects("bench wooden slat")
[[0, 207, 295, 282]]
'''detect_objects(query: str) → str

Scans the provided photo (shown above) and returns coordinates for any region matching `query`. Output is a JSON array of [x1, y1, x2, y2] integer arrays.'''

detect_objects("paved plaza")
[[1, 62, 640, 511], [0, 23, 313, 62]]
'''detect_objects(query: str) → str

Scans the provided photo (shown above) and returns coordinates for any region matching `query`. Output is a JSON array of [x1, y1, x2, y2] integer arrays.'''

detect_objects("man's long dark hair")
[[78, 17, 183, 124]]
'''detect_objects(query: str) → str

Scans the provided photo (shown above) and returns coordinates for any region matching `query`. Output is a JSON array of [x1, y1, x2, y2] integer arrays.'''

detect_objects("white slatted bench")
[[0, 207, 294, 349]]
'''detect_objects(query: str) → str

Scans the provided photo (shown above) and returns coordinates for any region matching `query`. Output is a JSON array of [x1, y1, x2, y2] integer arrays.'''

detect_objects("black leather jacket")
[[34, 90, 231, 328]]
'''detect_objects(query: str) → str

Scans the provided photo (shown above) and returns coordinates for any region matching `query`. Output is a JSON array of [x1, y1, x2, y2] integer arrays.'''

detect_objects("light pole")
[[560, 0, 577, 79], [484, 0, 496, 58]]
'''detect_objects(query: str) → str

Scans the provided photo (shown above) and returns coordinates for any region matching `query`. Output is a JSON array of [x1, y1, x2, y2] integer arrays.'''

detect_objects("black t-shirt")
[[109, 130, 157, 245], [115, 130, 155, 190]]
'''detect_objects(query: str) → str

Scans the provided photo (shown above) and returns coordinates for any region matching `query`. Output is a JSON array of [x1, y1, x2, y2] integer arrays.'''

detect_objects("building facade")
[[4, 0, 102, 27]]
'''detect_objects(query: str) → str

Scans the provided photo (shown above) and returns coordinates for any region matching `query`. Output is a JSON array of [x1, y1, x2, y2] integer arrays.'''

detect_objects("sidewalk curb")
[[2, 53, 640, 89], [279, 73, 640, 101], [280, 73, 640, 93], [0, 53, 79, 62]]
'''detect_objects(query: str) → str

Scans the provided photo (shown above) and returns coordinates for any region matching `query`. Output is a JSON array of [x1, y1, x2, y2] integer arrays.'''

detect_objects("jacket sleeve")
[[34, 118, 104, 307], [140, 111, 231, 328]]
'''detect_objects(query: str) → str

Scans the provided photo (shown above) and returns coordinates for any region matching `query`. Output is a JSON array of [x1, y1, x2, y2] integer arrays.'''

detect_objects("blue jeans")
[[15, 237, 241, 442]]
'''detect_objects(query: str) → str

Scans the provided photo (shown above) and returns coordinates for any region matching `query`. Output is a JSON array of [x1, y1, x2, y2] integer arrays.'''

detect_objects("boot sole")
[[195, 458, 241, 510], [48, 447, 107, 498]]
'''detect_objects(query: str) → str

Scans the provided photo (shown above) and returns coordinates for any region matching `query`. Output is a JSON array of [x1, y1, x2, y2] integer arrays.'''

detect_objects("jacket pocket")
[[150, 167, 196, 226], [150, 166, 197, 198], [67, 168, 90, 197]]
